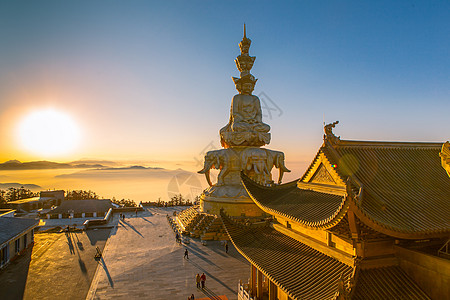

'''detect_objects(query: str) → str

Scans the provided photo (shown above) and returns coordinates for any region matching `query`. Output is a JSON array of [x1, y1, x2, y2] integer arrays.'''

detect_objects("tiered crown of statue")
[[232, 24, 257, 93]]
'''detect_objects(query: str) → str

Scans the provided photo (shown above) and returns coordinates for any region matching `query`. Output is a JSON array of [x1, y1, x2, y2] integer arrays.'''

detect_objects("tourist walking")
[[135, 208, 138, 216], [184, 248, 189, 259], [195, 273, 201, 288], [200, 273, 206, 289], [225, 242, 229, 253]]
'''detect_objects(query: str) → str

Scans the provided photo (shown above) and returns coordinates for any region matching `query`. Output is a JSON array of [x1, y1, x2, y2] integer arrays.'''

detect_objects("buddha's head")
[[233, 73, 257, 95], [239, 37, 251, 55]]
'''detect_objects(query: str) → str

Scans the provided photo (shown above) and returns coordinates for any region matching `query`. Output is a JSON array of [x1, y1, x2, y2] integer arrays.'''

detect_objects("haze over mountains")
[[0, 160, 107, 170], [0, 159, 303, 203], [0, 159, 207, 203]]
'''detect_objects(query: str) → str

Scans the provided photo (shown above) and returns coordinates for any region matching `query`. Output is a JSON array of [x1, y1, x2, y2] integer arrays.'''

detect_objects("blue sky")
[[0, 1, 449, 175]]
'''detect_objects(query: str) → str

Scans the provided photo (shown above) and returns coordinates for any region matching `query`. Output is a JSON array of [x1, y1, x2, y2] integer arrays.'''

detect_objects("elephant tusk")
[[205, 170, 213, 187]]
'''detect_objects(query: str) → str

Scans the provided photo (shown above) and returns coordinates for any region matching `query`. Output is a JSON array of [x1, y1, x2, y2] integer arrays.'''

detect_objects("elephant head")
[[198, 150, 221, 186], [267, 150, 290, 184], [241, 148, 271, 184]]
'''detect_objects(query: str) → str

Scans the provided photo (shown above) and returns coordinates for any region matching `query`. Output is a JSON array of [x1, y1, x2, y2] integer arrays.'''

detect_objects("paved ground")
[[87, 207, 251, 300], [0, 228, 110, 300]]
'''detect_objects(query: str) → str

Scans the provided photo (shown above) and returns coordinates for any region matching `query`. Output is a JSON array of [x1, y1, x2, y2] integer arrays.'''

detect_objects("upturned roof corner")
[[440, 141, 450, 177]]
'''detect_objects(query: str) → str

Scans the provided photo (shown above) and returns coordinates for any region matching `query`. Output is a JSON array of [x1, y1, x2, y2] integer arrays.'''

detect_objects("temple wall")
[[274, 215, 355, 257], [395, 246, 450, 300]]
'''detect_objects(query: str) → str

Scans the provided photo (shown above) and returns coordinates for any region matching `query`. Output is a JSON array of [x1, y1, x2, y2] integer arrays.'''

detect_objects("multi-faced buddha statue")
[[220, 26, 271, 148]]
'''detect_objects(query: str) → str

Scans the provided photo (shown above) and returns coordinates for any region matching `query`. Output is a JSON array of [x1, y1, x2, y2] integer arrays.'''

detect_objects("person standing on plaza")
[[200, 273, 206, 289], [195, 273, 201, 288], [225, 242, 229, 253], [184, 248, 189, 259]]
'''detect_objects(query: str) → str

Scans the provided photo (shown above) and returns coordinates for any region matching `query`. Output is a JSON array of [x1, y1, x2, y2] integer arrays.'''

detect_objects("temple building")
[[221, 122, 450, 300]]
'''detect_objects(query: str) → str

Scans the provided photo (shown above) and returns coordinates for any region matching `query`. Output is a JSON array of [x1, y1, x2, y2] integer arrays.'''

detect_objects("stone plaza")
[[86, 207, 250, 300]]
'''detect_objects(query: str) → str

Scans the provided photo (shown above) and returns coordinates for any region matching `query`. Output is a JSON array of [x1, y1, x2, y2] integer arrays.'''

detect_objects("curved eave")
[[220, 212, 353, 300], [349, 199, 450, 239], [223, 231, 297, 299], [241, 174, 350, 230]]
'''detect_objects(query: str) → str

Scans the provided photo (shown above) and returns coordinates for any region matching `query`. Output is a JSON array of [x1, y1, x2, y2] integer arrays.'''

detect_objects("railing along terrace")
[[238, 281, 254, 300]]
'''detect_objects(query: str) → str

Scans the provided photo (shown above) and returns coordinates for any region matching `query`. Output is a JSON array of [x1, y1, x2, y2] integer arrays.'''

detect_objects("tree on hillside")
[[6, 188, 17, 202], [17, 186, 36, 199], [0, 190, 7, 208], [65, 190, 99, 200], [112, 197, 136, 207]]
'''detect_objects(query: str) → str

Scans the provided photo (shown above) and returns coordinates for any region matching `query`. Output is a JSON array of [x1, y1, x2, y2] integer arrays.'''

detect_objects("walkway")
[[87, 207, 250, 300]]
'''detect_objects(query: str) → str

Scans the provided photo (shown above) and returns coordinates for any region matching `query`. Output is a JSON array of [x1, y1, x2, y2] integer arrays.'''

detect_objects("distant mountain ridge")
[[0, 183, 41, 190], [0, 160, 105, 170]]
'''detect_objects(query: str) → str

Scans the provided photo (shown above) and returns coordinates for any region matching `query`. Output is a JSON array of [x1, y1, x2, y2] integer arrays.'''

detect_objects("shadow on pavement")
[[85, 228, 111, 246], [120, 220, 143, 237], [188, 260, 235, 294], [186, 246, 221, 269], [201, 286, 224, 300], [140, 217, 153, 224], [99, 257, 114, 288], [0, 246, 33, 300], [66, 232, 75, 254]]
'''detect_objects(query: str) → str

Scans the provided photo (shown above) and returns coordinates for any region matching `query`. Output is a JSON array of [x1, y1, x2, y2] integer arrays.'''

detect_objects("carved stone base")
[[198, 146, 289, 217], [200, 193, 265, 217], [220, 131, 270, 147]]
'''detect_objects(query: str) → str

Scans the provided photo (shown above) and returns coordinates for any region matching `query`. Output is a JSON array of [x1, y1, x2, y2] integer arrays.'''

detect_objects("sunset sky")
[[0, 1, 449, 175]]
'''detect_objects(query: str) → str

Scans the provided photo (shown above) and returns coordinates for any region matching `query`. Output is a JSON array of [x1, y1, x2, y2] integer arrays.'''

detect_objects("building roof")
[[352, 266, 430, 299], [50, 199, 112, 214], [221, 212, 353, 300], [222, 210, 431, 299], [242, 174, 348, 229], [315, 139, 450, 238], [0, 217, 38, 246], [245, 135, 450, 239], [8, 197, 41, 205]]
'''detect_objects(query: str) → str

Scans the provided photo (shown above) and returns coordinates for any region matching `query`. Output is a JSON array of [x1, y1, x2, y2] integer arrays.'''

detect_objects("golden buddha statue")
[[220, 25, 271, 148]]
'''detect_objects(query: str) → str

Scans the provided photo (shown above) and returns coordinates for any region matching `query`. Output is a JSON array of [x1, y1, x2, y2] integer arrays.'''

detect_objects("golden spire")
[[233, 24, 257, 94]]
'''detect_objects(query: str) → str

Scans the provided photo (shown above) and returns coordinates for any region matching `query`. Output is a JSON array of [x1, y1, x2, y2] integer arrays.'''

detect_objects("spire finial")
[[234, 24, 257, 94]]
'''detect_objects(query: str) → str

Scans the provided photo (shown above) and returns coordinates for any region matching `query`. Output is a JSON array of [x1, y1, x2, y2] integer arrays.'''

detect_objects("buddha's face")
[[242, 83, 254, 94]]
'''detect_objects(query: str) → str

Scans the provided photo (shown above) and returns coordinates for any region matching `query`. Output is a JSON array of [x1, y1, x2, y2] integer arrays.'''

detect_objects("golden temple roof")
[[221, 212, 353, 300], [352, 266, 430, 299], [243, 136, 450, 239], [315, 140, 450, 238], [221, 211, 431, 299], [242, 174, 348, 229]]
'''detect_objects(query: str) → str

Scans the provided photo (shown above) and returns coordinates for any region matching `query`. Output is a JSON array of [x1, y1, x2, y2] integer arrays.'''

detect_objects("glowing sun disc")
[[17, 109, 80, 157]]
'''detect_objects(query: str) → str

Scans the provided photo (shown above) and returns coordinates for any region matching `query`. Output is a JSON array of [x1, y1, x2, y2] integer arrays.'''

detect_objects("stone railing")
[[238, 281, 254, 300]]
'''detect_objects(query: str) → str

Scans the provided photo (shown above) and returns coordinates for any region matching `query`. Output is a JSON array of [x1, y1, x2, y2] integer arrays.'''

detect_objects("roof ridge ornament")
[[439, 141, 450, 177], [324, 121, 340, 144]]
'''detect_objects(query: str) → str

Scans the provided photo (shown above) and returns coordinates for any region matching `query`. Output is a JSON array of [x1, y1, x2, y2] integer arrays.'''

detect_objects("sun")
[[17, 108, 81, 157]]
